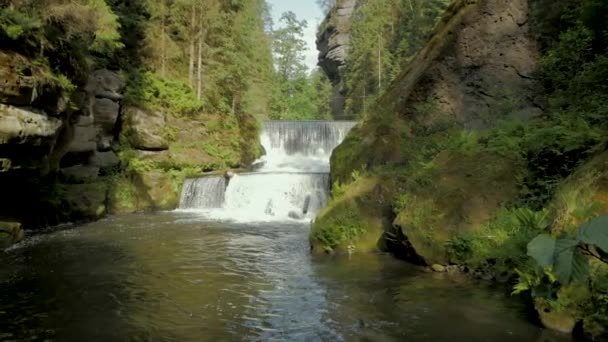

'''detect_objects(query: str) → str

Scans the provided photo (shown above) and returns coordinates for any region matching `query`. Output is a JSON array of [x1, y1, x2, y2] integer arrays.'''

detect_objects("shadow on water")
[[0, 213, 574, 341], [0, 227, 141, 341]]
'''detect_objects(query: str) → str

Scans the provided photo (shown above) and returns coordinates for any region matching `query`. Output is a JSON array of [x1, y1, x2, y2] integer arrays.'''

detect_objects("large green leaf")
[[578, 215, 608, 253], [553, 238, 589, 284], [527, 234, 556, 267]]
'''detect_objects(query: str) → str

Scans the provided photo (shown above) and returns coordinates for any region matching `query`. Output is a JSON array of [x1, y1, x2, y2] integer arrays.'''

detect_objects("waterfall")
[[257, 121, 356, 173], [179, 176, 226, 209], [178, 120, 356, 221]]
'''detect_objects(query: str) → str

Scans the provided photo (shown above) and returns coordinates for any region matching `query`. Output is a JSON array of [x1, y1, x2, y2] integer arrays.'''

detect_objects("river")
[[0, 213, 570, 341]]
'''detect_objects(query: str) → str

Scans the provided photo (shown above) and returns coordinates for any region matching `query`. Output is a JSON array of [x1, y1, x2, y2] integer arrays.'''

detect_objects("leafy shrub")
[[124, 71, 202, 116]]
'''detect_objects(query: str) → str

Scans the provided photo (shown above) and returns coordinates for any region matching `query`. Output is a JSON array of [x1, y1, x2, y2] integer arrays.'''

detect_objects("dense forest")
[[342, 0, 451, 117], [0, 0, 331, 119]]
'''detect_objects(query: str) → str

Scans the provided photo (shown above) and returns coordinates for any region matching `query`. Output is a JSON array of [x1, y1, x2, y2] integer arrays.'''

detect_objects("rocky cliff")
[[313, 0, 608, 336], [313, 0, 544, 257], [316, 0, 357, 118], [0, 50, 255, 239]]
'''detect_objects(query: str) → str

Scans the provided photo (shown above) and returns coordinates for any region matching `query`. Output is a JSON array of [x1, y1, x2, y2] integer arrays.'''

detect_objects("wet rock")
[[445, 265, 460, 274], [431, 264, 446, 272], [536, 305, 576, 334], [124, 107, 169, 151], [288, 211, 303, 220], [138, 171, 180, 210], [0, 221, 24, 248], [302, 195, 311, 215], [60, 165, 100, 183], [56, 183, 108, 221], [224, 171, 235, 179]]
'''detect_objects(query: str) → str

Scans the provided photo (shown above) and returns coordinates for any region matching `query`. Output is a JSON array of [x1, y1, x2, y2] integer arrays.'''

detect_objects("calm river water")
[[0, 212, 572, 341]]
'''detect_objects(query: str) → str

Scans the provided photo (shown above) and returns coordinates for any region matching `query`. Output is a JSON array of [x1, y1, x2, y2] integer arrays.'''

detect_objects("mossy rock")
[[108, 175, 140, 214], [108, 171, 182, 214], [137, 171, 181, 210], [311, 176, 394, 254], [534, 298, 577, 334], [330, 112, 410, 184], [54, 182, 109, 222], [393, 151, 523, 264], [0, 221, 24, 248]]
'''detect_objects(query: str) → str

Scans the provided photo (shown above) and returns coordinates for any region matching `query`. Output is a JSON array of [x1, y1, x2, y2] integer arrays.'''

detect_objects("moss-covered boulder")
[[393, 151, 523, 264], [0, 221, 24, 248], [108, 171, 182, 214], [311, 176, 395, 254], [56, 183, 108, 221]]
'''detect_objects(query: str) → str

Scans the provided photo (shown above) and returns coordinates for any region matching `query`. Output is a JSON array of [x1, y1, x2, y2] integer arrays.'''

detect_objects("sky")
[[267, 0, 325, 71]]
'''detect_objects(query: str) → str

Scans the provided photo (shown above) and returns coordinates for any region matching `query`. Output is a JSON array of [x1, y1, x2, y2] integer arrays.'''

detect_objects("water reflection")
[[0, 213, 573, 341]]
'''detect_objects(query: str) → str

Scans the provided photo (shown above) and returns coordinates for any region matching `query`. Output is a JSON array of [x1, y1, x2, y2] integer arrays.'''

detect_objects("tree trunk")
[[188, 4, 196, 87], [161, 0, 166, 77], [378, 34, 382, 90], [196, 4, 204, 100]]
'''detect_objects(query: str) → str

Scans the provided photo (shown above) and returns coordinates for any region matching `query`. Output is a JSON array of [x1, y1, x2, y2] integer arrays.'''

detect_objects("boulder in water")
[[302, 195, 311, 215], [0, 221, 24, 248], [288, 211, 303, 220], [224, 171, 235, 179]]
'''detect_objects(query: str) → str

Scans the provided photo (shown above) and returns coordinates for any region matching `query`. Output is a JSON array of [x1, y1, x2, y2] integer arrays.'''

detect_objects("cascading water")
[[178, 120, 356, 221], [179, 176, 227, 209]]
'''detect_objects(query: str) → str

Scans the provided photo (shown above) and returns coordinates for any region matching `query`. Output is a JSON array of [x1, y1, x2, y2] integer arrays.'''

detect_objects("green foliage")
[[525, 215, 608, 286], [446, 208, 546, 271], [312, 205, 366, 252], [0, 7, 41, 40], [270, 11, 332, 120], [342, 0, 450, 117], [124, 71, 202, 116]]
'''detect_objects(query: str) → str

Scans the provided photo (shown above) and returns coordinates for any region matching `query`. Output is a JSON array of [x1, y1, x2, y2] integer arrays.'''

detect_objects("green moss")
[[109, 174, 138, 214], [393, 149, 524, 264], [311, 176, 392, 254]]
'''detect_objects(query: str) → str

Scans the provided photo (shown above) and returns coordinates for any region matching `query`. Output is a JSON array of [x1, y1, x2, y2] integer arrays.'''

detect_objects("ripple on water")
[[0, 213, 573, 342]]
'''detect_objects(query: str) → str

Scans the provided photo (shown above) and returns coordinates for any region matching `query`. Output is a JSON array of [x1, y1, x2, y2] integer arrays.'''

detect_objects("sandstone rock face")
[[0, 104, 62, 145], [124, 107, 169, 151], [0, 104, 62, 171], [60, 165, 100, 183], [316, 0, 358, 117], [324, 0, 544, 262], [91, 151, 120, 170], [86, 69, 125, 101], [68, 114, 96, 153], [93, 98, 120, 151], [384, 0, 544, 129], [0, 51, 67, 115]]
